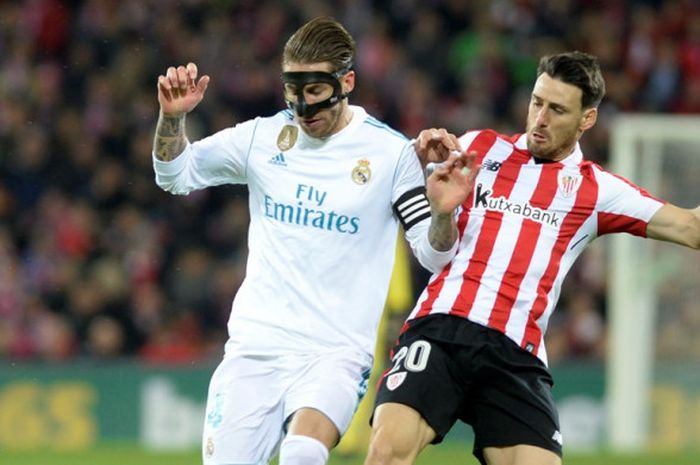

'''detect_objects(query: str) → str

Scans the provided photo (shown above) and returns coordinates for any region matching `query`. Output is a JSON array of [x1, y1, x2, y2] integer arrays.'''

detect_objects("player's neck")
[[339, 104, 354, 129], [329, 103, 354, 136]]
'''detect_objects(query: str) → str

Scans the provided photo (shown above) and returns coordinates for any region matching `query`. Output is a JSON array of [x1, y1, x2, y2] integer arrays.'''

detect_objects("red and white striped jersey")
[[406, 130, 665, 365]]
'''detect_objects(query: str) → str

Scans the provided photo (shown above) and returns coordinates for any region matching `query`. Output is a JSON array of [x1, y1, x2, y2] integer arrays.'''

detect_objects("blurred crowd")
[[1, 0, 699, 364]]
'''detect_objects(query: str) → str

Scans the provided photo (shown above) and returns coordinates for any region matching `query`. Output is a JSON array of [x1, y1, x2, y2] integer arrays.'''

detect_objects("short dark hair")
[[537, 51, 606, 109], [282, 17, 355, 73]]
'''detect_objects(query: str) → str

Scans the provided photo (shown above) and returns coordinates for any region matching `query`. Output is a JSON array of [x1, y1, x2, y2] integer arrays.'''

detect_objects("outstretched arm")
[[153, 62, 210, 161], [647, 204, 700, 249]]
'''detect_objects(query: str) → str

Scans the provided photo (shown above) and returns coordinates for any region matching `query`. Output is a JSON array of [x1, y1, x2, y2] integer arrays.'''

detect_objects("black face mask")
[[281, 65, 352, 118]]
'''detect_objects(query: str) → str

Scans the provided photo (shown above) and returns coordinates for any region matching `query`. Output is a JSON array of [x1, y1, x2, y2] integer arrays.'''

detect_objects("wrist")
[[160, 110, 186, 120], [431, 206, 454, 219]]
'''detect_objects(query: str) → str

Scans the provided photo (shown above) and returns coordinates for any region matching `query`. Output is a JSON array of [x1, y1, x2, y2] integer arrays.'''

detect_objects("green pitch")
[[4, 444, 699, 465]]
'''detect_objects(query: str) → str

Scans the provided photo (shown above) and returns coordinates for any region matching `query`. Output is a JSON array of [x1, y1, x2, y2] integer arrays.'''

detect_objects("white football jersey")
[[154, 106, 454, 357]]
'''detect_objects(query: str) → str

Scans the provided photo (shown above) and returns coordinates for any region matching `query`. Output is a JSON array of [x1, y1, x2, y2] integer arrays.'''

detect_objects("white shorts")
[[201, 347, 372, 465]]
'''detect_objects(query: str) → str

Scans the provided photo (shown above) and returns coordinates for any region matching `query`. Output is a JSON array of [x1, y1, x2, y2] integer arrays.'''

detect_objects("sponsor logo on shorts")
[[205, 436, 215, 458], [206, 392, 225, 428], [552, 430, 563, 446], [386, 372, 407, 391]]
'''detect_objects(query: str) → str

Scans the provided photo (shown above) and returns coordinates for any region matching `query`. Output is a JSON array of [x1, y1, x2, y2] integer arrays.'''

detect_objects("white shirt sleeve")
[[594, 167, 665, 237], [152, 118, 258, 195], [392, 142, 458, 273]]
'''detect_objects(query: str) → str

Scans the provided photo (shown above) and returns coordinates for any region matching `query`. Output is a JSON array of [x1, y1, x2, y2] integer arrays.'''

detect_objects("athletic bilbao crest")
[[386, 372, 407, 391], [557, 172, 582, 198]]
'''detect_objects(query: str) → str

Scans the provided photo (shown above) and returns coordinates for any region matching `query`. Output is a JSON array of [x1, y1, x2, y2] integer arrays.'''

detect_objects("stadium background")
[[1, 0, 699, 463]]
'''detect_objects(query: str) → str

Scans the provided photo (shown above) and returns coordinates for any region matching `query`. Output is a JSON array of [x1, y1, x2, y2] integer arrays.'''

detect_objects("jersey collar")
[[297, 105, 367, 147], [513, 133, 584, 166]]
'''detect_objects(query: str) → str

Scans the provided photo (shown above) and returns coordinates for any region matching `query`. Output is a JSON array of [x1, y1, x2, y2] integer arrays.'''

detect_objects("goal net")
[[609, 114, 700, 452]]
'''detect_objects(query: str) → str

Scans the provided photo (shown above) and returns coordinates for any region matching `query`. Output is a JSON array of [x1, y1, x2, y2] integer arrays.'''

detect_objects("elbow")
[[691, 209, 700, 249], [154, 176, 191, 195], [415, 244, 457, 274], [154, 176, 175, 193], [418, 260, 447, 276], [420, 259, 445, 275], [688, 217, 700, 249], [690, 234, 700, 250]]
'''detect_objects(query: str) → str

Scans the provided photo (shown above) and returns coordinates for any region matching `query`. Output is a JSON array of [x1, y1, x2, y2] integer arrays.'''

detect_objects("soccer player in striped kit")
[[152, 16, 477, 465], [365, 51, 700, 465]]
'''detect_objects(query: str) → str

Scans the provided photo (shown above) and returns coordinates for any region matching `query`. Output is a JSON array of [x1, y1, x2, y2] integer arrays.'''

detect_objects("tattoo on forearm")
[[154, 113, 187, 161], [429, 212, 457, 251]]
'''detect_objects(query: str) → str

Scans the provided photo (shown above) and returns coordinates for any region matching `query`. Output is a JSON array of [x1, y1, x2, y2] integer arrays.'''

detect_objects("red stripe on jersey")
[[488, 164, 561, 332], [451, 142, 523, 318], [415, 264, 452, 319], [415, 131, 497, 319], [521, 168, 599, 355], [598, 212, 648, 237]]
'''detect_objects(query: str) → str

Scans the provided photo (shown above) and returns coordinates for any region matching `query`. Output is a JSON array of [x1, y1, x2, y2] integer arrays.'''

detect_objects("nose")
[[535, 108, 549, 127]]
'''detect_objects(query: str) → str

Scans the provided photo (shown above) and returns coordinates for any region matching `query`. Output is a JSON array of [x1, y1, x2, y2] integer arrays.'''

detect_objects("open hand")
[[157, 62, 210, 117]]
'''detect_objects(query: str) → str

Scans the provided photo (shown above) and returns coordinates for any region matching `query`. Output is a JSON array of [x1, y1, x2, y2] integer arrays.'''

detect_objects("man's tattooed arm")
[[154, 112, 187, 161], [428, 211, 458, 251]]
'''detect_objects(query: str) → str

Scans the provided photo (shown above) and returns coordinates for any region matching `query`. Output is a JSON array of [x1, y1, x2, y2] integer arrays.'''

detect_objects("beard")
[[526, 125, 580, 161]]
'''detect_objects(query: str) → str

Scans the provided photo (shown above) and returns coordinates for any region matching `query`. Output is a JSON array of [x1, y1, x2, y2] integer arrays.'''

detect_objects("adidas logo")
[[268, 153, 287, 166]]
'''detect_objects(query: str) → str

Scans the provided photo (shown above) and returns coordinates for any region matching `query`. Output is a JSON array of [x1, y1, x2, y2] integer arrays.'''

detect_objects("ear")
[[580, 107, 597, 132], [342, 70, 355, 93]]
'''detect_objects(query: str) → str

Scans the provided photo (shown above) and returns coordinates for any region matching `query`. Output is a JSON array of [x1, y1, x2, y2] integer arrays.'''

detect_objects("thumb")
[[197, 75, 210, 94]]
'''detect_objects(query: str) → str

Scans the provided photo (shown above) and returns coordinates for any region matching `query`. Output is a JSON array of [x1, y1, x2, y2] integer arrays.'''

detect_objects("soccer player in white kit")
[[364, 52, 700, 465], [151, 17, 478, 465]]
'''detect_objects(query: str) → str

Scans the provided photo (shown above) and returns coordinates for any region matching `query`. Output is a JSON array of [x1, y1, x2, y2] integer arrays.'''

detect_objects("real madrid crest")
[[352, 158, 372, 185], [277, 125, 298, 151], [205, 436, 215, 458]]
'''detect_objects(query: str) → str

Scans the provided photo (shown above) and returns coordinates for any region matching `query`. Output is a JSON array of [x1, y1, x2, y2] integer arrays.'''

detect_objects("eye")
[[305, 85, 324, 95]]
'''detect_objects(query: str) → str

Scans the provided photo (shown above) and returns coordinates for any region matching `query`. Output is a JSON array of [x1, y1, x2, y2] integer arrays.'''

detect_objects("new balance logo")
[[268, 153, 287, 166], [482, 159, 502, 172]]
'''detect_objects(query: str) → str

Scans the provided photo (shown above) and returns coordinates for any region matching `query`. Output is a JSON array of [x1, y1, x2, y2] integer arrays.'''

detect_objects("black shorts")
[[373, 314, 562, 464]]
